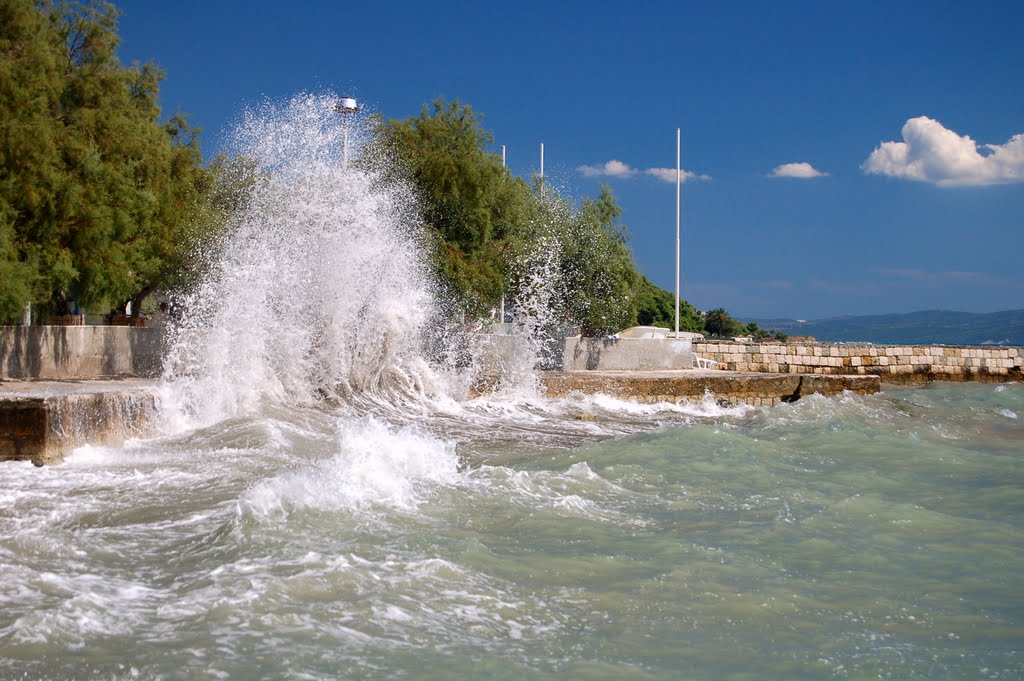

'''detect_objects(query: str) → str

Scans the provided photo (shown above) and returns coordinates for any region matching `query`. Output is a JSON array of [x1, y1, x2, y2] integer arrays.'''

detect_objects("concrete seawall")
[[0, 327, 165, 465], [0, 326, 164, 380], [693, 341, 1023, 383], [563, 336, 694, 371], [473, 331, 697, 372], [0, 326, 1013, 465]]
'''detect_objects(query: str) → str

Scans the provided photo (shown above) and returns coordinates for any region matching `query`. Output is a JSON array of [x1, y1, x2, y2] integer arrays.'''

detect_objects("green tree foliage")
[[0, 209, 35, 321], [742, 320, 787, 341], [0, 0, 214, 322], [702, 308, 788, 339], [703, 307, 736, 338], [545, 184, 640, 336], [374, 99, 536, 314], [634, 275, 703, 331], [373, 97, 711, 338]]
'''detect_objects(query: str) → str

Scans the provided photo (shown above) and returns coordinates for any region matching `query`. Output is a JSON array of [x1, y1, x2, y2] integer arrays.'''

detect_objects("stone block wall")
[[692, 341, 1023, 383]]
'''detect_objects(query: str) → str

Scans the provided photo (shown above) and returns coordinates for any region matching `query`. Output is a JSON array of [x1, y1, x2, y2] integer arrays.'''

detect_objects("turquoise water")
[[1, 382, 1021, 680]]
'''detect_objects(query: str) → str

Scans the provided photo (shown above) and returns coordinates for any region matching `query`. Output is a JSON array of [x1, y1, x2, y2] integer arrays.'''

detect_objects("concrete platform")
[[541, 370, 880, 407], [0, 379, 160, 465], [1, 371, 881, 466]]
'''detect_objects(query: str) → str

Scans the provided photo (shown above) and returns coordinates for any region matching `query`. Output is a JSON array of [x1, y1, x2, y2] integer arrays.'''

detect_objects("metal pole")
[[500, 144, 506, 323], [343, 118, 349, 168], [335, 97, 360, 168], [540, 142, 544, 195], [675, 128, 681, 337]]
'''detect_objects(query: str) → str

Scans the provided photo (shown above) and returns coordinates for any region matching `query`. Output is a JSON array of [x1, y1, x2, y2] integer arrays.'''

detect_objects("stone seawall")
[[693, 341, 1023, 383], [0, 326, 164, 380]]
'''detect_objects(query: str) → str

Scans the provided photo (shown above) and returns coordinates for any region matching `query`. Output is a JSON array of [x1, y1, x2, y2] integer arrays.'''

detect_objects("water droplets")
[[161, 94, 438, 426]]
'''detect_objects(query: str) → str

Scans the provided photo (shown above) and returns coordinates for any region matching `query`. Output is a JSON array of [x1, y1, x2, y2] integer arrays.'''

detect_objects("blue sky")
[[115, 0, 1023, 320]]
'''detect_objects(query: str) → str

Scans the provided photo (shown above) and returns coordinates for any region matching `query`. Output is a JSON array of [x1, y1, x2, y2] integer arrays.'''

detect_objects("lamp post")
[[539, 142, 545, 195], [334, 96, 361, 167]]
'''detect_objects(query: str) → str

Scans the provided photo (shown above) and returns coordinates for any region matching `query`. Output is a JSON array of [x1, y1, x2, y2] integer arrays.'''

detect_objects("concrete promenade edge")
[[0, 369, 884, 466], [0, 379, 160, 466]]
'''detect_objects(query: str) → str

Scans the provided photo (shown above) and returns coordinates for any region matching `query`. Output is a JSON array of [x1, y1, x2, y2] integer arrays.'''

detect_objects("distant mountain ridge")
[[746, 310, 1024, 346]]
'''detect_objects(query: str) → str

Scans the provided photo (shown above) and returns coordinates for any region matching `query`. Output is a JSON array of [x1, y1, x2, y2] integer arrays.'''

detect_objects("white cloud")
[[577, 159, 711, 183], [644, 167, 712, 183], [863, 116, 1024, 186], [577, 159, 637, 178], [768, 162, 828, 179]]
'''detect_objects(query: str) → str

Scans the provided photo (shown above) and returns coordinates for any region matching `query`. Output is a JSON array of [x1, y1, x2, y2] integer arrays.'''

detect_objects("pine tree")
[[0, 0, 214, 322]]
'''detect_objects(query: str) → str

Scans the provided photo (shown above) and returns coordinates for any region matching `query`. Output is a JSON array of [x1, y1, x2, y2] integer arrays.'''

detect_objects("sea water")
[[1, 95, 1021, 680], [1, 383, 1021, 680]]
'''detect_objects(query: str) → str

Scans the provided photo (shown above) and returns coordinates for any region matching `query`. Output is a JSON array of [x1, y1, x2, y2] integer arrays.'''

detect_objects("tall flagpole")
[[675, 128, 681, 336], [500, 144, 507, 323]]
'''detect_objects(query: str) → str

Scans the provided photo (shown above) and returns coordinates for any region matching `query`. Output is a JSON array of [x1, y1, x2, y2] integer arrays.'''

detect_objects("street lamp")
[[334, 96, 361, 167], [539, 142, 545, 196]]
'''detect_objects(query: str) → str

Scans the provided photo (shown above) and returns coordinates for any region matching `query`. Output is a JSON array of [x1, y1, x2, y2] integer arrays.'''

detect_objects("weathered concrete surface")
[[0, 379, 160, 465], [0, 326, 164, 380], [563, 337, 694, 371], [541, 370, 880, 407]]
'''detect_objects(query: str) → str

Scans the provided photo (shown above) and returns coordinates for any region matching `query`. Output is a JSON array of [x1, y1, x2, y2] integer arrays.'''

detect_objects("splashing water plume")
[[150, 92, 712, 490], [162, 94, 447, 426]]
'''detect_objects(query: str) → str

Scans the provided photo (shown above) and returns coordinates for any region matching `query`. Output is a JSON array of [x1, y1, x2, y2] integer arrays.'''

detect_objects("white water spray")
[[161, 94, 444, 426], [157, 93, 628, 431]]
